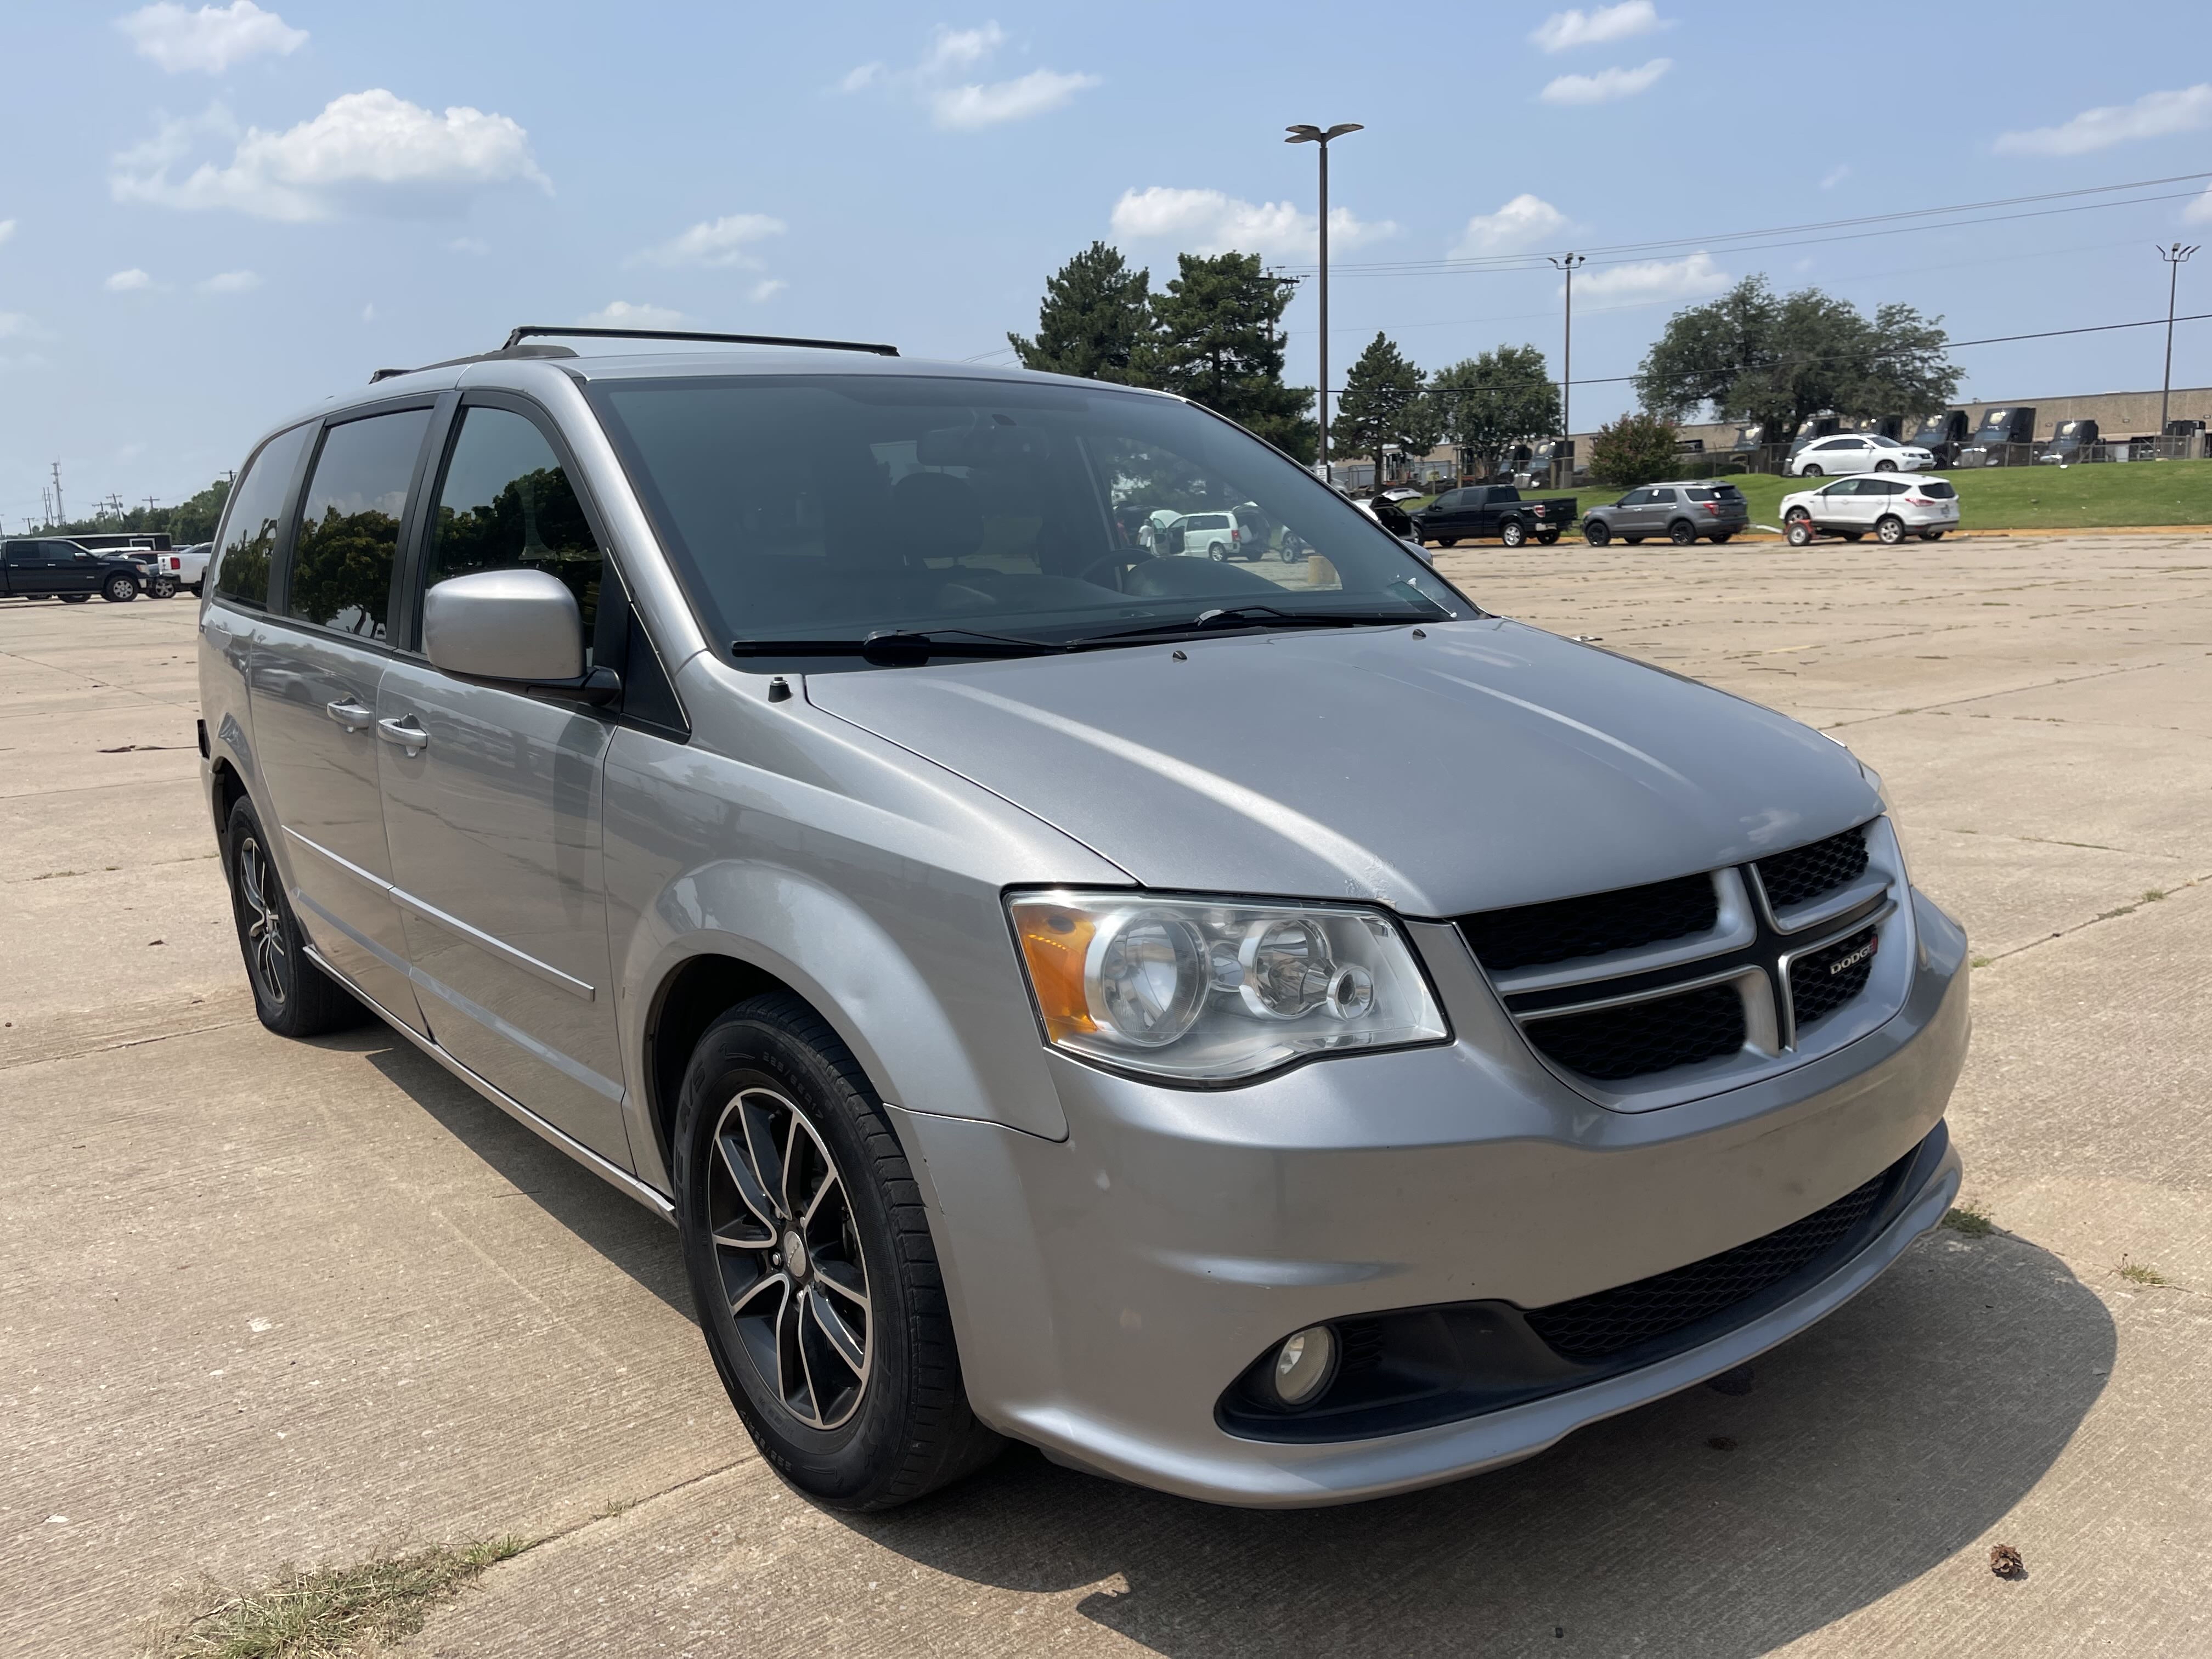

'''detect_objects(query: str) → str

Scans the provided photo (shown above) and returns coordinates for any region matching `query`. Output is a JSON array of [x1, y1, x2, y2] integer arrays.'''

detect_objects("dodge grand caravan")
[[198, 326, 1969, 1511]]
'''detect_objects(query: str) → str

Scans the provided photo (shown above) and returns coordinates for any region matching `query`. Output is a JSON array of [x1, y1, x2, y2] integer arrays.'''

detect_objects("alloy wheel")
[[708, 1086, 872, 1430], [235, 834, 288, 1007]]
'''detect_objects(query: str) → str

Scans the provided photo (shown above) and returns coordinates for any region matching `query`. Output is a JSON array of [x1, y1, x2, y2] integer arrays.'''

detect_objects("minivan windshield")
[[589, 374, 1467, 665]]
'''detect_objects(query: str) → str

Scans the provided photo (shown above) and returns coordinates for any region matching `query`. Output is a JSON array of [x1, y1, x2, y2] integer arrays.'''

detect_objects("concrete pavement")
[[1, 538, 2207, 1657]]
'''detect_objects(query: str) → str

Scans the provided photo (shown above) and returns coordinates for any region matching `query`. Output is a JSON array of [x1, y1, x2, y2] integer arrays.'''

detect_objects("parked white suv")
[[1781, 475, 1960, 545], [1787, 434, 1936, 477]]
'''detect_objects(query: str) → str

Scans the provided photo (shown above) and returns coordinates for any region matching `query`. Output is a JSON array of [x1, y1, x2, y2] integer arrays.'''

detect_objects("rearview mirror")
[[423, 568, 583, 684]]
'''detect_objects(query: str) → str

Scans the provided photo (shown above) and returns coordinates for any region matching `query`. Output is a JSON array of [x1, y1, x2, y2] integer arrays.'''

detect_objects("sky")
[[5, 0, 2212, 524]]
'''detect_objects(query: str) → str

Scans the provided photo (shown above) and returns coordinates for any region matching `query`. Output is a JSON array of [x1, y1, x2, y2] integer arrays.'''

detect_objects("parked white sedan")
[[1780, 475, 1960, 545], [1787, 433, 1937, 477]]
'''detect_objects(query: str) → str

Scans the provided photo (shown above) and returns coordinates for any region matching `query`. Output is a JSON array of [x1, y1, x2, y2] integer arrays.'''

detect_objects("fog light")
[[1271, 1325, 1337, 1408]]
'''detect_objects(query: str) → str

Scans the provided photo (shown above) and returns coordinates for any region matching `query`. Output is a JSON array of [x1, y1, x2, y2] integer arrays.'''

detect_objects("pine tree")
[[1007, 241, 1153, 382], [1334, 332, 1431, 489], [1137, 252, 1316, 458]]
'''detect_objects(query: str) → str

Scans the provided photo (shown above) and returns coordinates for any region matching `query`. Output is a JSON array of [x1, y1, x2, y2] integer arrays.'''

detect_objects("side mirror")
[[423, 568, 616, 705]]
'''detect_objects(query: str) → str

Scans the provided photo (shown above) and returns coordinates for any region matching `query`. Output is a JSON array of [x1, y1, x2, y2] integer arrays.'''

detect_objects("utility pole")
[[2159, 242, 2198, 445], [49, 461, 64, 528], [1285, 122, 1364, 482], [1547, 253, 1585, 487]]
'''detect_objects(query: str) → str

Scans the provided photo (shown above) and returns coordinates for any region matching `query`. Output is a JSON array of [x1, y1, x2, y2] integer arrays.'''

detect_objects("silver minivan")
[[197, 330, 1969, 1511]]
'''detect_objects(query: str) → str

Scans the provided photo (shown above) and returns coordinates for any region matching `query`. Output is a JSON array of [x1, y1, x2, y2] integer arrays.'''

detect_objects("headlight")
[[1007, 891, 1448, 1083]]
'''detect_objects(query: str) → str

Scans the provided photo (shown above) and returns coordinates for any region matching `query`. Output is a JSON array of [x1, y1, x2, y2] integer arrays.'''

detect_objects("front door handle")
[[325, 699, 374, 731], [376, 715, 429, 756]]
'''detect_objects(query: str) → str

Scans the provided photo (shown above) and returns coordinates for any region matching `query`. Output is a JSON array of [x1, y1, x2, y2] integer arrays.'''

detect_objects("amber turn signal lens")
[[1011, 901, 1097, 1042]]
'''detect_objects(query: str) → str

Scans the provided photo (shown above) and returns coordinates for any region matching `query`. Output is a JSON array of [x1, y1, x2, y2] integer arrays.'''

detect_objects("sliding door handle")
[[376, 715, 429, 756], [324, 699, 374, 731]]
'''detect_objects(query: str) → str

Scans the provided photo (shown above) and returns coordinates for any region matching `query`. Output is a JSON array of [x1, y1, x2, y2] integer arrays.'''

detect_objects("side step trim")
[[303, 943, 675, 1223]]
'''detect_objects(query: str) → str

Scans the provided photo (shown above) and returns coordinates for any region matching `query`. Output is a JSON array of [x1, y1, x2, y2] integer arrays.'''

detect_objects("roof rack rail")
[[501, 324, 899, 358], [369, 341, 577, 384]]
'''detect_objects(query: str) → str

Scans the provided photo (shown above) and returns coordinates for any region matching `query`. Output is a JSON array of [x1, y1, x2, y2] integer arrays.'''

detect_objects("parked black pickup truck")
[[1, 538, 149, 603], [1408, 484, 1578, 548]]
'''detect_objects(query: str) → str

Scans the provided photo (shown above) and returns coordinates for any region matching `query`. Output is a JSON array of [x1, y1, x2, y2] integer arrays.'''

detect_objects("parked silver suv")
[[198, 329, 1968, 1511]]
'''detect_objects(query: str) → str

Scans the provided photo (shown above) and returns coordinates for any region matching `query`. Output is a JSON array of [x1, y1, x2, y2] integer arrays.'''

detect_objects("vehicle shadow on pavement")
[[851, 1231, 2110, 1656], [348, 1031, 698, 1323]]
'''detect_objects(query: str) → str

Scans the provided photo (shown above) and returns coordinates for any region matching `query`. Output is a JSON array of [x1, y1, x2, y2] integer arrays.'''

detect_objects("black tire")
[[1500, 518, 1527, 548], [1622, 535, 1644, 545], [1278, 541, 1299, 563], [1583, 521, 1611, 547], [151, 577, 179, 599], [1667, 520, 1697, 546], [189, 583, 205, 597], [1537, 529, 1560, 545], [1437, 537, 1459, 548], [674, 994, 1003, 1511], [61, 594, 91, 603], [103, 575, 138, 603], [1710, 531, 1734, 544], [1801, 464, 1824, 477], [1875, 460, 1898, 472], [224, 797, 366, 1038], [1920, 530, 1945, 541], [1787, 520, 1816, 548], [1876, 514, 1907, 545], [1842, 532, 1865, 542]]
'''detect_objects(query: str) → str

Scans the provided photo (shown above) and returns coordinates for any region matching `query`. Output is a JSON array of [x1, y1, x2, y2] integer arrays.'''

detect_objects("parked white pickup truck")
[[154, 543, 212, 596]]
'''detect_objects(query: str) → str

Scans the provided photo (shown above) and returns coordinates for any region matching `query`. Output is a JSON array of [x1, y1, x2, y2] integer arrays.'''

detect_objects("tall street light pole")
[[1548, 253, 1585, 487], [1286, 122, 1363, 481], [2158, 242, 2198, 443]]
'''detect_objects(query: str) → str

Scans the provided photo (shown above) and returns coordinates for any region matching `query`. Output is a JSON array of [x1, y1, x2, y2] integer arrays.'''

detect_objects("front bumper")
[[896, 888, 1970, 1507]]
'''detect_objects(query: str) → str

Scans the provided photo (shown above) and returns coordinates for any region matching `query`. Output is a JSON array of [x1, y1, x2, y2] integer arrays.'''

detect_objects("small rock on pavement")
[[1990, 1543, 2026, 1579]]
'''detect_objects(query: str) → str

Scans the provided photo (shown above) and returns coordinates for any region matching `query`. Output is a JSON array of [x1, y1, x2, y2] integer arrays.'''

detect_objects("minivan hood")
[[805, 619, 1880, 917]]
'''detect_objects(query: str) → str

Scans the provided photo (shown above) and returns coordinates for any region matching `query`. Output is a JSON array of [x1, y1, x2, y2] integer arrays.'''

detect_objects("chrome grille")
[[1460, 818, 1903, 1099]]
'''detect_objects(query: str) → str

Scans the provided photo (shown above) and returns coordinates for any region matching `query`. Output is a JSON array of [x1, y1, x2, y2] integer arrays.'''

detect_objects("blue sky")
[[5, 0, 2212, 523]]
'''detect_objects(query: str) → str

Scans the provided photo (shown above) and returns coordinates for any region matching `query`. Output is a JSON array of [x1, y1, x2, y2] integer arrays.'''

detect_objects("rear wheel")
[[1667, 520, 1697, 546], [1801, 465, 1824, 477], [61, 594, 91, 604], [1208, 544, 1227, 562], [675, 995, 1003, 1511], [1876, 514, 1908, 545], [1920, 530, 1946, 541], [1500, 519, 1527, 548], [1710, 531, 1734, 544], [1583, 521, 1611, 548], [224, 798, 366, 1037], [151, 576, 179, 599], [102, 575, 137, 603]]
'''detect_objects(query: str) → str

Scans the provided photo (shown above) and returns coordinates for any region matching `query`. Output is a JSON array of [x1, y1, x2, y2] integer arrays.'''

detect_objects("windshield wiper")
[[1070, 596, 1452, 649], [730, 628, 1064, 666]]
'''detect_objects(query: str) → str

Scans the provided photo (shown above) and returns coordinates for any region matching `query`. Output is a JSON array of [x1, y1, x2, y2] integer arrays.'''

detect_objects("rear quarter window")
[[211, 423, 314, 610]]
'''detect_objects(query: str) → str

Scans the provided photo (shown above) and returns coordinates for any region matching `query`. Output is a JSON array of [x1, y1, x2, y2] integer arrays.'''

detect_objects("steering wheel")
[[1076, 550, 1156, 590]]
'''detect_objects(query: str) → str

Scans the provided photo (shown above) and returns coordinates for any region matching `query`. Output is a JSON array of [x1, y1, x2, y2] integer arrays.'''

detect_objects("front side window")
[[589, 375, 1464, 667], [212, 424, 313, 610], [422, 405, 602, 654], [288, 409, 432, 639]]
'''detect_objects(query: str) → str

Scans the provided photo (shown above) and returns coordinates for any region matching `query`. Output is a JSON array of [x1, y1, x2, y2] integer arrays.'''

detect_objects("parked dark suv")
[[1581, 482, 1749, 546]]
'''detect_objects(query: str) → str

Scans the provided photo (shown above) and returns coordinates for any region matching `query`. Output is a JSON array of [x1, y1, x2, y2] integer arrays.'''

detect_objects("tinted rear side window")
[[289, 409, 432, 640], [1918, 480, 1958, 499], [1685, 488, 1717, 501], [212, 424, 313, 610]]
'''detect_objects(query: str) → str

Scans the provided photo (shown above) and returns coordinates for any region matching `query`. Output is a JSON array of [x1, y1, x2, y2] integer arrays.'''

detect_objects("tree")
[[1136, 251, 1316, 458], [1633, 276, 1960, 443], [1334, 332, 1433, 489], [1430, 346, 1561, 476], [168, 477, 232, 544], [1587, 411, 1682, 488], [1007, 241, 1153, 383]]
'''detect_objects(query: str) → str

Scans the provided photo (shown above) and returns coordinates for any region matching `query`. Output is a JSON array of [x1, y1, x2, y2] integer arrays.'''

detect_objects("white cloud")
[[0, 313, 35, 338], [198, 268, 261, 292], [933, 68, 1099, 129], [578, 300, 687, 330], [362, 302, 376, 322], [630, 212, 786, 269], [749, 278, 787, 302], [111, 89, 548, 221], [0, 219, 14, 247], [105, 268, 155, 291], [1820, 163, 1850, 190], [1530, 2, 1666, 52], [1539, 58, 1672, 105], [1571, 251, 1728, 300], [1110, 185, 1395, 256], [447, 235, 488, 255], [2185, 185, 2212, 225], [842, 22, 1098, 131], [1450, 193, 1568, 258], [118, 2, 306, 74], [1994, 84, 2212, 156]]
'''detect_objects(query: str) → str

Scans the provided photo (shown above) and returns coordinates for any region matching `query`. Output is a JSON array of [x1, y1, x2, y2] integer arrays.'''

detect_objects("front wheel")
[[1920, 530, 1946, 541], [1500, 519, 1527, 548], [103, 575, 137, 603], [1583, 521, 1611, 547], [61, 594, 92, 604], [1622, 535, 1644, 545], [151, 576, 179, 599], [675, 995, 1003, 1511], [1875, 460, 1898, 472], [1876, 514, 1907, 545]]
